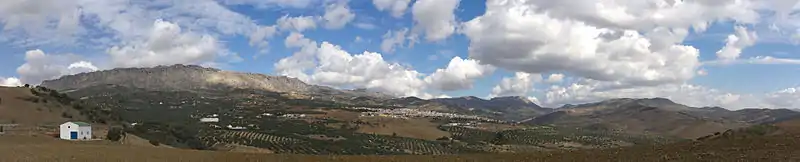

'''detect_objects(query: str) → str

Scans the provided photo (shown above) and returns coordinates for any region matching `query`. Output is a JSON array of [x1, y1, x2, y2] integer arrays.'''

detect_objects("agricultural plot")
[[438, 126, 496, 144], [203, 130, 319, 154]]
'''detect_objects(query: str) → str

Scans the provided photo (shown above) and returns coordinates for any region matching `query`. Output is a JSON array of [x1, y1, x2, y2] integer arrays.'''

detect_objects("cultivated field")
[[3, 134, 800, 162]]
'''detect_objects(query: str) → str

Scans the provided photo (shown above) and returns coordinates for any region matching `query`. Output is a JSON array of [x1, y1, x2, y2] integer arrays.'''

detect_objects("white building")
[[199, 117, 219, 123], [60, 121, 92, 140]]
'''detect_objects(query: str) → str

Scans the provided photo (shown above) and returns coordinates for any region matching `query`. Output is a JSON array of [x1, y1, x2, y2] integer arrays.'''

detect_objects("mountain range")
[[39, 64, 800, 139]]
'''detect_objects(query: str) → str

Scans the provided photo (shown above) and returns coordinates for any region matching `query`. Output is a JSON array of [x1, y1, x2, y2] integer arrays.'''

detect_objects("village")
[[351, 107, 500, 122], [193, 105, 504, 131]]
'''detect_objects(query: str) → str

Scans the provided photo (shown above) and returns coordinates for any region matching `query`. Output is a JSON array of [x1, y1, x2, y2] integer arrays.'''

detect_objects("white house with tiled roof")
[[60, 121, 92, 140]]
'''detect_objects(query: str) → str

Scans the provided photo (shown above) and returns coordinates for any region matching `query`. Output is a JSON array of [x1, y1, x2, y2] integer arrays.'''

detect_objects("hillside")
[[0, 86, 121, 129], [40, 64, 394, 106], [3, 124, 800, 162], [0, 87, 75, 125], [525, 98, 799, 139], [430, 96, 553, 121]]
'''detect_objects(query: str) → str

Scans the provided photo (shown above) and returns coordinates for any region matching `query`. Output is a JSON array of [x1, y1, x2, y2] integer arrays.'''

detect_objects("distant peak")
[[491, 96, 533, 103], [403, 96, 423, 100], [643, 97, 674, 102], [459, 96, 483, 100], [156, 64, 218, 70]]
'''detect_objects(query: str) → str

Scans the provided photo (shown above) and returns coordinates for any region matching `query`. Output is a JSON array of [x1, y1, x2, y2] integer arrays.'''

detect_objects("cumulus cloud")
[[411, 0, 460, 41], [0, 0, 273, 50], [460, 0, 766, 89], [322, 2, 355, 29], [372, 0, 412, 18], [542, 79, 770, 109], [0, 77, 22, 87], [545, 74, 565, 83], [489, 72, 542, 98], [716, 26, 758, 61], [276, 33, 500, 98], [219, 0, 315, 8], [764, 87, 800, 108], [249, 25, 278, 53], [107, 19, 237, 68], [380, 28, 410, 53], [277, 15, 319, 32], [424, 57, 496, 91], [0, 0, 81, 37], [15, 50, 98, 85], [275, 33, 430, 97]]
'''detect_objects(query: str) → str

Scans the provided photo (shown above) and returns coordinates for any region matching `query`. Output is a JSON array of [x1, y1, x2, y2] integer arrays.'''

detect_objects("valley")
[[1, 64, 800, 161]]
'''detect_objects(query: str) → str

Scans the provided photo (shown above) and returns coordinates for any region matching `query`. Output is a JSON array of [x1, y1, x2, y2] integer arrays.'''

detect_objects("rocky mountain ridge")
[[40, 64, 394, 102]]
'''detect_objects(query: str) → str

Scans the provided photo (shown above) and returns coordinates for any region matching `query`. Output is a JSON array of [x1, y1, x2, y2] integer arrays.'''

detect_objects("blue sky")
[[1, 0, 800, 109]]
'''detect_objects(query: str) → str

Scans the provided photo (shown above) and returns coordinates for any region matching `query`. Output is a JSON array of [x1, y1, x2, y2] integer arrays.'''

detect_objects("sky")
[[1, 0, 800, 109]]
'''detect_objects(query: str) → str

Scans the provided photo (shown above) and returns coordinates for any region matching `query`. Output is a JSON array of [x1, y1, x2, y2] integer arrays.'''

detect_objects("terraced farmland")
[[202, 130, 320, 154]]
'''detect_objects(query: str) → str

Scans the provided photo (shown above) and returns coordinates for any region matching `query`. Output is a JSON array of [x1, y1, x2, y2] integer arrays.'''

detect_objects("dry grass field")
[[356, 117, 451, 140], [3, 133, 800, 162]]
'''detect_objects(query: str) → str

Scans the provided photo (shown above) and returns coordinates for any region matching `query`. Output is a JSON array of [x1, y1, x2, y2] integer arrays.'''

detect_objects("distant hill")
[[40, 64, 394, 106], [430, 96, 553, 121], [523, 98, 800, 139]]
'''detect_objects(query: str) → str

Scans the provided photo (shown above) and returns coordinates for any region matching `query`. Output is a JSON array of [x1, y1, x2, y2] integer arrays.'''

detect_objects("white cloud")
[[0, 0, 269, 50], [107, 19, 237, 68], [545, 73, 565, 83], [764, 87, 800, 108], [411, 0, 460, 41], [489, 72, 542, 98], [277, 15, 320, 32], [372, 0, 412, 18], [757, 0, 800, 43], [461, 0, 765, 89], [424, 57, 495, 91], [274, 32, 494, 98], [311, 42, 430, 97], [249, 25, 278, 53], [15, 49, 98, 85], [275, 32, 319, 82], [0, 77, 22, 87], [716, 26, 758, 61], [704, 56, 800, 65], [322, 2, 355, 29], [218, 0, 315, 8], [0, 0, 81, 45], [354, 23, 378, 30], [542, 79, 768, 109], [275, 32, 431, 97], [380, 28, 410, 53]]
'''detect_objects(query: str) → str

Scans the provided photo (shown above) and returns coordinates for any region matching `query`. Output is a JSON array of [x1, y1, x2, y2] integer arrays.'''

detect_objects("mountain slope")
[[40, 64, 393, 105], [430, 96, 553, 121], [524, 98, 798, 139]]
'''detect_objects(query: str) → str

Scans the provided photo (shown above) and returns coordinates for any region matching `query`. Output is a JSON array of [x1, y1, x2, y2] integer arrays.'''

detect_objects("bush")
[[61, 112, 72, 118], [149, 140, 160, 146], [107, 127, 125, 141]]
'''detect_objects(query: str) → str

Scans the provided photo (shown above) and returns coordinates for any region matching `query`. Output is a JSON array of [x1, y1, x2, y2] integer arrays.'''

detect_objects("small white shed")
[[60, 121, 92, 140], [199, 117, 219, 123]]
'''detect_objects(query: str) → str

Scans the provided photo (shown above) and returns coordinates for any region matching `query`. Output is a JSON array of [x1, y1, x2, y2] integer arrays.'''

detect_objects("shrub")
[[149, 140, 160, 146], [107, 127, 125, 141], [61, 112, 72, 118]]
